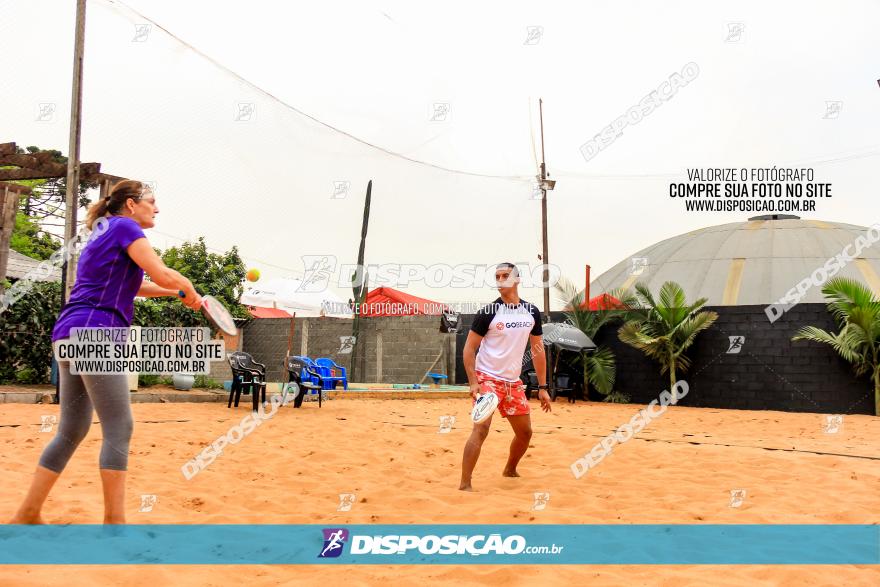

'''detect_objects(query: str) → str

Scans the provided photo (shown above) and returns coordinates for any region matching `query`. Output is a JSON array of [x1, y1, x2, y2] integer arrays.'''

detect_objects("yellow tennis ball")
[[246, 268, 260, 282]]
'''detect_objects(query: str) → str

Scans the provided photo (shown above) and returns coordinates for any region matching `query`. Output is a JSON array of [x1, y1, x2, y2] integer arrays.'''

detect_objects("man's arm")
[[529, 334, 547, 386], [529, 334, 552, 412], [463, 331, 483, 399]]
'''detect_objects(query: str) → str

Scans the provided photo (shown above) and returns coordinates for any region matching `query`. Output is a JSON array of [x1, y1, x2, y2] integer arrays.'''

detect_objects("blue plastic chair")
[[315, 357, 348, 390], [292, 356, 322, 388]]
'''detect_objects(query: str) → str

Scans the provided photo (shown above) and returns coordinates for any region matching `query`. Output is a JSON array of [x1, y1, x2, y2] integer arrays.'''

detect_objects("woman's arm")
[[127, 238, 202, 309], [136, 280, 180, 298]]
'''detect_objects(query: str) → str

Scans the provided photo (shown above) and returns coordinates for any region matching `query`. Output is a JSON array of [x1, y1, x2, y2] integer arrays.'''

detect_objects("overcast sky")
[[2, 0, 878, 307]]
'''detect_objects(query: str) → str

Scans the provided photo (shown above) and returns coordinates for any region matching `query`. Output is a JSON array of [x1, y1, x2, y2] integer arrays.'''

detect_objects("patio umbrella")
[[542, 322, 597, 352], [240, 278, 353, 318]]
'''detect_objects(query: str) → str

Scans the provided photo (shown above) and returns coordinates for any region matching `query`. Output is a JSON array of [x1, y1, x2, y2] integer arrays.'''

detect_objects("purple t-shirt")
[[51, 216, 146, 342]]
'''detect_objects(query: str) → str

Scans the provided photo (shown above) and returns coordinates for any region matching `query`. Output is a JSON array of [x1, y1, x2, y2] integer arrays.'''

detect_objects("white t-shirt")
[[470, 297, 543, 382]]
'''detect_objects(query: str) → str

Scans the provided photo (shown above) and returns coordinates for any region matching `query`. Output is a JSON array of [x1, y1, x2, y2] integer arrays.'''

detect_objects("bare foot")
[[8, 513, 45, 524], [458, 483, 474, 491], [502, 469, 521, 478]]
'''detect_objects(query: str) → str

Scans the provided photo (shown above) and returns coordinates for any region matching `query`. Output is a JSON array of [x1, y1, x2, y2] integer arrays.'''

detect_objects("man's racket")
[[178, 291, 238, 336]]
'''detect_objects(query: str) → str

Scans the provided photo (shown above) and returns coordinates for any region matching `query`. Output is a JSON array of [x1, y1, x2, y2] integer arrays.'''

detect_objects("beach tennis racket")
[[471, 392, 499, 424], [178, 291, 238, 336]]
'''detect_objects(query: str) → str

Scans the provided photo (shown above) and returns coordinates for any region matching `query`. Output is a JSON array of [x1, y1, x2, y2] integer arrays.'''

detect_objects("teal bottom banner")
[[1, 525, 877, 565]]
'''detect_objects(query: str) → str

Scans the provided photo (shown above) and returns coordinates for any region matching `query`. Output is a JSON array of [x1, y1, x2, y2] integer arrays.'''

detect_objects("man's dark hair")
[[496, 262, 519, 277]]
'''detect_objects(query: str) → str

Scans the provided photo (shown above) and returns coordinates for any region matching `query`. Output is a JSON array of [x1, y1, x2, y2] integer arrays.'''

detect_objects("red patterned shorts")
[[474, 371, 530, 418]]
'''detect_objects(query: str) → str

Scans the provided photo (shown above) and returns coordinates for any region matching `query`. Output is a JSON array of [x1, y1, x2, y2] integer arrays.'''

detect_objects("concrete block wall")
[[596, 304, 874, 414], [456, 304, 874, 415], [207, 330, 241, 382], [241, 315, 456, 384], [240, 317, 302, 381]]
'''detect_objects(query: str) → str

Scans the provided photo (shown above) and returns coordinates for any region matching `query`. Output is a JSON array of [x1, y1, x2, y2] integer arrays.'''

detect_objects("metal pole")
[[539, 98, 550, 319], [63, 0, 87, 303], [537, 99, 554, 399]]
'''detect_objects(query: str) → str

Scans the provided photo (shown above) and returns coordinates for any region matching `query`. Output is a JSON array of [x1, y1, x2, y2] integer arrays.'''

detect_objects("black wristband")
[[538, 385, 548, 390]]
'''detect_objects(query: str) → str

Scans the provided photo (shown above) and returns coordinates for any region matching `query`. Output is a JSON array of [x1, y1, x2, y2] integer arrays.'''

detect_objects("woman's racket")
[[178, 291, 238, 336]]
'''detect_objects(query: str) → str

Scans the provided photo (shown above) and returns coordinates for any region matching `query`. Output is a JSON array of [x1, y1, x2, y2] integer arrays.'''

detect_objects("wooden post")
[[585, 264, 591, 308], [376, 331, 383, 383], [287, 313, 297, 357], [0, 182, 31, 295], [301, 319, 309, 358], [62, 0, 87, 302], [446, 333, 455, 383], [0, 185, 15, 293]]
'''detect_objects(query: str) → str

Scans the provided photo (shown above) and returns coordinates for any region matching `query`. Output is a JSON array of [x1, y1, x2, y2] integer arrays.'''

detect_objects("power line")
[[100, 1, 880, 183], [102, 0, 532, 183]]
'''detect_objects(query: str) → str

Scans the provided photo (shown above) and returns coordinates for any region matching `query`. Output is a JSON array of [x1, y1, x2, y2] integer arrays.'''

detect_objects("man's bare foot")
[[502, 469, 520, 478], [458, 483, 475, 491]]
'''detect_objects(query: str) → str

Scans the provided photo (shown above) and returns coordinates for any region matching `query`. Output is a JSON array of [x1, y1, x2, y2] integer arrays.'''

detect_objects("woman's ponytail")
[[84, 180, 147, 230], [85, 196, 110, 230]]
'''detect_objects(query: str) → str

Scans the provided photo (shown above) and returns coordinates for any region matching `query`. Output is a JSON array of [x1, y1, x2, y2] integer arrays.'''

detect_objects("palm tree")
[[618, 281, 718, 400], [554, 277, 639, 399], [792, 277, 880, 416]]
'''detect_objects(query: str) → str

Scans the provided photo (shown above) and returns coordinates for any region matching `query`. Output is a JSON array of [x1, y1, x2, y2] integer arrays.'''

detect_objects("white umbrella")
[[240, 278, 353, 318]]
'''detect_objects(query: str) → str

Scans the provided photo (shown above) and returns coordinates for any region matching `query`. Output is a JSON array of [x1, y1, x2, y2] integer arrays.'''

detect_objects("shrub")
[[193, 375, 224, 389], [0, 281, 61, 384]]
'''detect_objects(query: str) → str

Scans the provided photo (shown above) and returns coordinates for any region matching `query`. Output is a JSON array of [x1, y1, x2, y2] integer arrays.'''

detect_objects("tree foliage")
[[133, 237, 248, 327], [5, 145, 97, 260], [793, 277, 880, 416], [10, 209, 61, 260], [618, 281, 718, 399], [0, 281, 61, 383], [0, 237, 247, 384], [554, 276, 639, 398]]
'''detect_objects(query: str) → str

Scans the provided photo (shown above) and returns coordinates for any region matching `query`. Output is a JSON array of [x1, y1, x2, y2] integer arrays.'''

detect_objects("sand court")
[[1, 397, 878, 584]]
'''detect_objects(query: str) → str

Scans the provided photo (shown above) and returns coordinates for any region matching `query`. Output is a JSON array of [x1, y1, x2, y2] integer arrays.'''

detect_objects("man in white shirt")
[[459, 262, 550, 491]]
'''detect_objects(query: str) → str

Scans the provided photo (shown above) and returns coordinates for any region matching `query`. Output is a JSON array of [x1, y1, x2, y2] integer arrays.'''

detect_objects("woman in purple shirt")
[[10, 180, 202, 524]]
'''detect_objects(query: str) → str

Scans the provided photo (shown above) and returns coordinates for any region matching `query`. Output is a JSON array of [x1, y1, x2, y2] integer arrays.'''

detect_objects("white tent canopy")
[[240, 278, 353, 318]]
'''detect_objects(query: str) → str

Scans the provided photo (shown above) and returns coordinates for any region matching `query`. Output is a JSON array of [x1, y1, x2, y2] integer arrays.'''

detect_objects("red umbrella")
[[577, 293, 623, 311]]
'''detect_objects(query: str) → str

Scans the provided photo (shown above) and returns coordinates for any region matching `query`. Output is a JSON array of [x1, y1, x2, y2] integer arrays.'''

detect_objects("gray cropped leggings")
[[39, 360, 133, 472]]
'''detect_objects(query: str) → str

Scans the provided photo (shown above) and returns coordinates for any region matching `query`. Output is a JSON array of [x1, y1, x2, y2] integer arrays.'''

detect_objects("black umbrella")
[[542, 322, 597, 353]]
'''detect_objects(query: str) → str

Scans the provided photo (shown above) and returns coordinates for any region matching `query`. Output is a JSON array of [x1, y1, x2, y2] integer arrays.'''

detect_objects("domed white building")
[[590, 215, 880, 305]]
